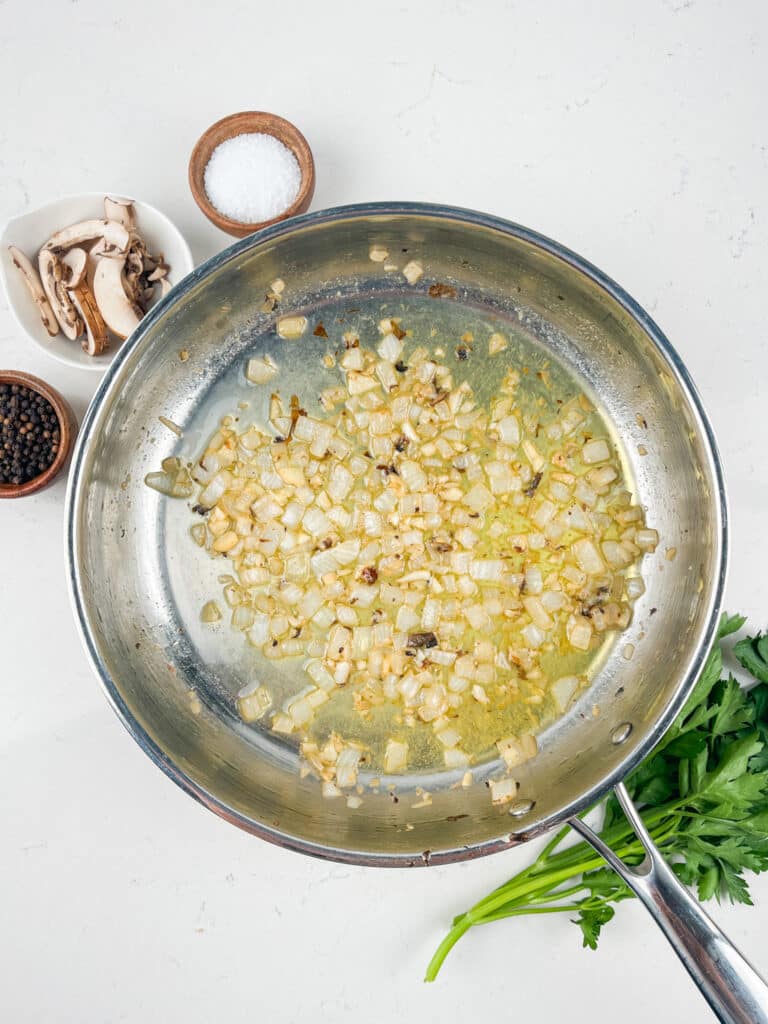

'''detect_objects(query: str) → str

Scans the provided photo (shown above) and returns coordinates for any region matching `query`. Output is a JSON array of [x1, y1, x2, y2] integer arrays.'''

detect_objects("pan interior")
[[69, 207, 724, 864]]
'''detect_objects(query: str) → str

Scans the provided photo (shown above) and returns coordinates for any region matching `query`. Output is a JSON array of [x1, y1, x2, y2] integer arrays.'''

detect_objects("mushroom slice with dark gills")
[[7, 245, 59, 337], [122, 237, 148, 311], [122, 236, 169, 313], [38, 248, 82, 340]]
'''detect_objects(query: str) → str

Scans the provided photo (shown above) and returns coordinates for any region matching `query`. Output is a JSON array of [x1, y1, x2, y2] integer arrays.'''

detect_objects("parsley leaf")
[[734, 632, 768, 683], [710, 677, 755, 737], [573, 902, 616, 950], [719, 612, 747, 639]]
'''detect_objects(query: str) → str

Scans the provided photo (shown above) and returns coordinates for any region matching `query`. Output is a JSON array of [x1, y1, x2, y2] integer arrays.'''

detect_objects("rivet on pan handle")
[[570, 783, 768, 1024]]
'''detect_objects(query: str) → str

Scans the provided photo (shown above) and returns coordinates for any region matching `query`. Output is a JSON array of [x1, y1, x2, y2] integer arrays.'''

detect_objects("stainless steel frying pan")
[[66, 203, 767, 1022]]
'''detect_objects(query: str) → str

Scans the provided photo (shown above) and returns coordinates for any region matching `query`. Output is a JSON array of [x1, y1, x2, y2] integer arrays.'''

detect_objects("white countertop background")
[[2, 2, 767, 1021]]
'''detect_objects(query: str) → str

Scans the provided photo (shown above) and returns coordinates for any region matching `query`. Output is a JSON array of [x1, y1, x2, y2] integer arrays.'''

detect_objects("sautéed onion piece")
[[146, 318, 656, 799]]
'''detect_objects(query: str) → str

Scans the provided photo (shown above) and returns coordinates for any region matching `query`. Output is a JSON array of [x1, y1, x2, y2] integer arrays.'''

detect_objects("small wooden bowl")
[[188, 111, 316, 238], [0, 370, 77, 499]]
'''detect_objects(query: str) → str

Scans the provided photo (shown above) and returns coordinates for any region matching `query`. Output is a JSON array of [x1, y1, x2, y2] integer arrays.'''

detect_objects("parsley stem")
[[424, 919, 474, 981], [535, 822, 573, 864], [460, 822, 677, 927], [428, 616, 768, 981], [473, 903, 581, 925], [465, 801, 687, 921]]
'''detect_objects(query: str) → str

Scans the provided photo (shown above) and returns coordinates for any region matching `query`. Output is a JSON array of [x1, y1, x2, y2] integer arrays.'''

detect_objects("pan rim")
[[65, 201, 728, 867]]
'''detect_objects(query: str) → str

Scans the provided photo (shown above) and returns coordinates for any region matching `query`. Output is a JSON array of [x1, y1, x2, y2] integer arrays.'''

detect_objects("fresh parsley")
[[426, 613, 768, 980]]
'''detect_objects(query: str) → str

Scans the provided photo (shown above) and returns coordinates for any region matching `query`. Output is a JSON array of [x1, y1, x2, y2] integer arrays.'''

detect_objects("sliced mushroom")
[[43, 218, 131, 255], [123, 236, 166, 313], [85, 259, 98, 298], [122, 252, 145, 310], [147, 264, 168, 282], [7, 245, 59, 336], [104, 196, 136, 232], [90, 236, 109, 258], [61, 247, 88, 288], [69, 280, 109, 356], [126, 236, 145, 271], [12, 201, 175, 356], [38, 249, 83, 340], [160, 278, 172, 298], [127, 250, 144, 278], [92, 255, 141, 339]]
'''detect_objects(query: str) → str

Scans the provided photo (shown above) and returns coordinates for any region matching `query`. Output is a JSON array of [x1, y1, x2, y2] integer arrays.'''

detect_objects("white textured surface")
[[1, 2, 767, 1022]]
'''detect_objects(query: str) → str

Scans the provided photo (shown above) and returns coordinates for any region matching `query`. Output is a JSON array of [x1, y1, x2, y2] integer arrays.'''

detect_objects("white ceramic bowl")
[[0, 193, 194, 372]]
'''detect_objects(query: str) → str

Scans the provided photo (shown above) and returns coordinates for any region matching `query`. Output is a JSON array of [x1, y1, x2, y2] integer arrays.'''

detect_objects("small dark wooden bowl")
[[0, 370, 77, 499], [188, 111, 316, 238]]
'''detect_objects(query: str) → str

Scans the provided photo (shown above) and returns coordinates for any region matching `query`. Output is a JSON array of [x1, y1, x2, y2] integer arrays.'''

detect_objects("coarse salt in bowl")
[[188, 111, 316, 238], [204, 133, 302, 224]]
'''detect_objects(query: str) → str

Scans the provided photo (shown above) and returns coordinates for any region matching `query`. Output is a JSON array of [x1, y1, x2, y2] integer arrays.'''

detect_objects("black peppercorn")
[[0, 383, 61, 485]]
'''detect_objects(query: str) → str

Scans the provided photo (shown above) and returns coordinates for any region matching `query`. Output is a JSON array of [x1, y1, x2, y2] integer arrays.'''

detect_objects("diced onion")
[[336, 605, 358, 627], [384, 739, 408, 773], [463, 482, 493, 512], [277, 315, 308, 339], [602, 540, 633, 568], [497, 416, 520, 446], [333, 539, 361, 566], [522, 623, 545, 648], [497, 734, 538, 769], [144, 469, 194, 499], [246, 354, 278, 384], [551, 675, 579, 711], [636, 528, 659, 551], [567, 615, 593, 651], [572, 538, 604, 575], [470, 559, 504, 582], [335, 747, 361, 788], [444, 748, 470, 768], [626, 577, 646, 601], [239, 685, 272, 722], [490, 777, 518, 805], [582, 439, 611, 464], [402, 260, 423, 284], [377, 333, 403, 363], [523, 596, 553, 630], [162, 307, 653, 795], [200, 600, 221, 623], [271, 712, 294, 734]]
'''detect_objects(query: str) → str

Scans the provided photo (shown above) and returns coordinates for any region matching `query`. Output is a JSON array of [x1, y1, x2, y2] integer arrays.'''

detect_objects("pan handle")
[[569, 783, 768, 1024]]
